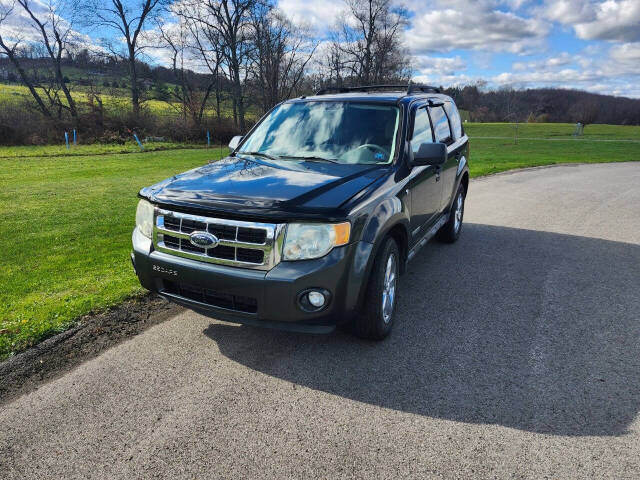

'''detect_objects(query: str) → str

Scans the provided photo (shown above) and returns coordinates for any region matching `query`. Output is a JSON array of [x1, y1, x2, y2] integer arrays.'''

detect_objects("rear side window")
[[429, 106, 452, 144], [444, 102, 463, 140], [411, 107, 433, 155]]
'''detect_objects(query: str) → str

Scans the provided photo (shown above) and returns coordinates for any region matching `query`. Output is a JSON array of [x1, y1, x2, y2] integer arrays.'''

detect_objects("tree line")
[[446, 84, 640, 126]]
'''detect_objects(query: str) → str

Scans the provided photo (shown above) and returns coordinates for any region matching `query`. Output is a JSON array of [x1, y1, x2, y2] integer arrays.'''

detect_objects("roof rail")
[[315, 85, 408, 95], [314, 84, 441, 96]]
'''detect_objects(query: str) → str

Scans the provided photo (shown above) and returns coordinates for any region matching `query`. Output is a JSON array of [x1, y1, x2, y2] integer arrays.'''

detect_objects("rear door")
[[439, 101, 465, 207], [407, 104, 443, 241]]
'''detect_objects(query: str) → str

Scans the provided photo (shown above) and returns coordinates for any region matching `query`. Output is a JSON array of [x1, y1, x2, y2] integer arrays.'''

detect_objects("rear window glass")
[[429, 106, 452, 144], [444, 102, 463, 140]]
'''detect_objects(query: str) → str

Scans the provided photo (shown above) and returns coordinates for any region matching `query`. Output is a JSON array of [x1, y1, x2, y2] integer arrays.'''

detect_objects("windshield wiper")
[[237, 151, 277, 160], [279, 155, 339, 163]]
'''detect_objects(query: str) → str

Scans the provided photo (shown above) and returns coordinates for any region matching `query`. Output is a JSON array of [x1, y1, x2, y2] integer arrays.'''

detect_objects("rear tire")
[[437, 184, 465, 243], [353, 237, 400, 340]]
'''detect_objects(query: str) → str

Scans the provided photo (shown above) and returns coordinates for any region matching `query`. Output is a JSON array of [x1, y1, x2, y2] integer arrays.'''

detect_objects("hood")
[[141, 155, 388, 220]]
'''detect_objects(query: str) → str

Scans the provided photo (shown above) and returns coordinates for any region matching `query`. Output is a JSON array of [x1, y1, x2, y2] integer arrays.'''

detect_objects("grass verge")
[[0, 142, 214, 159]]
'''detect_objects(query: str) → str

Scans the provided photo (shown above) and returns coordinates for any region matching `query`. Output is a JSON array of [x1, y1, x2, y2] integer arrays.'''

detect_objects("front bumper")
[[132, 228, 373, 332]]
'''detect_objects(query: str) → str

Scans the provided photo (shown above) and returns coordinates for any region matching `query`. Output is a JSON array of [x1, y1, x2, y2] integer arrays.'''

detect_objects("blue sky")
[[1, 0, 639, 97]]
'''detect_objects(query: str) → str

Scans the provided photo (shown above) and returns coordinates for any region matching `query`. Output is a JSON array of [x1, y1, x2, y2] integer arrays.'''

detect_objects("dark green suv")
[[132, 84, 469, 339]]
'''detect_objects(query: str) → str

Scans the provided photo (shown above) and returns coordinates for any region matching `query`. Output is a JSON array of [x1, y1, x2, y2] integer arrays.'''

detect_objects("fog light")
[[298, 288, 331, 312], [307, 291, 326, 308]]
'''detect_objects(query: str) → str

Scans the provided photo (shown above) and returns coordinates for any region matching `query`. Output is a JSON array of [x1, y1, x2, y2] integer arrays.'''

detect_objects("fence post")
[[207, 130, 210, 148], [133, 133, 144, 150], [73, 129, 77, 146], [64, 132, 69, 150]]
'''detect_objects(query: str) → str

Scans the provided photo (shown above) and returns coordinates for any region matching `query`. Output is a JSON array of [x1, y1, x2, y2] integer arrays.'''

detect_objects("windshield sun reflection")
[[239, 102, 400, 165]]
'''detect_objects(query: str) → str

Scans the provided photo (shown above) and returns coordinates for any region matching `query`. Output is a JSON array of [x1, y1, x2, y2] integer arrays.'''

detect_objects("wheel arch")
[[385, 223, 409, 274], [353, 216, 410, 313], [461, 170, 469, 196]]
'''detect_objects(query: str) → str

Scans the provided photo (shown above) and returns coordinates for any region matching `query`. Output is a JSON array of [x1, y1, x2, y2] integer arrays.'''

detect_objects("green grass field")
[[1, 124, 639, 359], [0, 147, 226, 358], [0, 82, 256, 119]]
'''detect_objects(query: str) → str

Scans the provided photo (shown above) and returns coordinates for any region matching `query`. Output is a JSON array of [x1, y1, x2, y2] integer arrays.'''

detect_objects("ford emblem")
[[189, 231, 218, 248]]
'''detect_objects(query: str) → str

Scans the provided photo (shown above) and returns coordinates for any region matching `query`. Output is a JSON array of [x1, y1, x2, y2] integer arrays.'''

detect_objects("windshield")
[[238, 101, 400, 164]]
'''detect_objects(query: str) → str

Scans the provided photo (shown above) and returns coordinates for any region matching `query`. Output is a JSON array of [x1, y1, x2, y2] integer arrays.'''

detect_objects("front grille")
[[164, 216, 181, 231], [163, 280, 258, 314], [237, 227, 267, 244], [208, 244, 235, 261], [209, 224, 236, 240], [181, 218, 207, 233], [236, 248, 264, 263], [153, 209, 284, 270]]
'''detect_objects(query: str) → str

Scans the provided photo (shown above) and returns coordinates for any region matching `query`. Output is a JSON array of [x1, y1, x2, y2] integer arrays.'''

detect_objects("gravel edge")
[[0, 295, 181, 406]]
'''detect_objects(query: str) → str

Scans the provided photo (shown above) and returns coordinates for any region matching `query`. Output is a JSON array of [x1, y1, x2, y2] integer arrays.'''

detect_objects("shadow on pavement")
[[203, 223, 640, 437]]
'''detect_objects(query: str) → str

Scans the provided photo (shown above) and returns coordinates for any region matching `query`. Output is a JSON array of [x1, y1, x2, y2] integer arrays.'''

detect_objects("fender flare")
[[444, 158, 469, 212], [351, 197, 410, 311]]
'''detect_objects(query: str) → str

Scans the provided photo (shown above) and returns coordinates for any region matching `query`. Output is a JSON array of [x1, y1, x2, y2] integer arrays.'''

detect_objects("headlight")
[[136, 199, 155, 238], [283, 222, 350, 260]]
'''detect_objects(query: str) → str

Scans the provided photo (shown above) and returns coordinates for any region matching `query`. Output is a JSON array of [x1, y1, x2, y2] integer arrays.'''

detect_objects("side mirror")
[[228, 135, 243, 150], [411, 142, 447, 166]]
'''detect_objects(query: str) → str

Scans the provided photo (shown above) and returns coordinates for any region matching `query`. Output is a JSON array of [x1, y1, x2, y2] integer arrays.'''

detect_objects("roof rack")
[[314, 83, 441, 96], [407, 83, 441, 95]]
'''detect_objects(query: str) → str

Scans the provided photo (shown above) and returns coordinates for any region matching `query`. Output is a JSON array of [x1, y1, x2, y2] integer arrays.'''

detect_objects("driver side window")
[[411, 107, 433, 156]]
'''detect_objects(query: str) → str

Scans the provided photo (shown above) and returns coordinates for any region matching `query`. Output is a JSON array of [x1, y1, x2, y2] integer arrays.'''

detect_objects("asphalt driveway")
[[1, 162, 639, 479]]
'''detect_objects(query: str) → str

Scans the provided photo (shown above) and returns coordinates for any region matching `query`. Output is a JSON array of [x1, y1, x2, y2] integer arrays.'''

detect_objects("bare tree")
[[250, 6, 316, 112], [156, 16, 214, 126], [193, 0, 257, 131], [15, 0, 79, 123], [173, 0, 226, 121], [91, 0, 164, 120], [330, 0, 409, 85], [0, 1, 52, 117], [322, 41, 345, 87], [499, 85, 519, 143], [190, 22, 225, 120]]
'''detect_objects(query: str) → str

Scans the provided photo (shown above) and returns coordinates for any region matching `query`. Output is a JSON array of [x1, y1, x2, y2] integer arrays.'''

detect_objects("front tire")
[[437, 184, 465, 243], [353, 237, 400, 340]]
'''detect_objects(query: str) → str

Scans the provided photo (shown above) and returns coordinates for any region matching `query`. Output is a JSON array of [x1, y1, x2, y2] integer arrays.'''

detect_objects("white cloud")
[[610, 42, 640, 62], [493, 68, 600, 84], [0, 0, 92, 51], [414, 55, 466, 76], [512, 52, 573, 71], [609, 42, 640, 74], [411, 55, 469, 86], [405, 0, 550, 55], [543, 0, 640, 42], [277, 0, 346, 34], [541, 0, 597, 23]]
